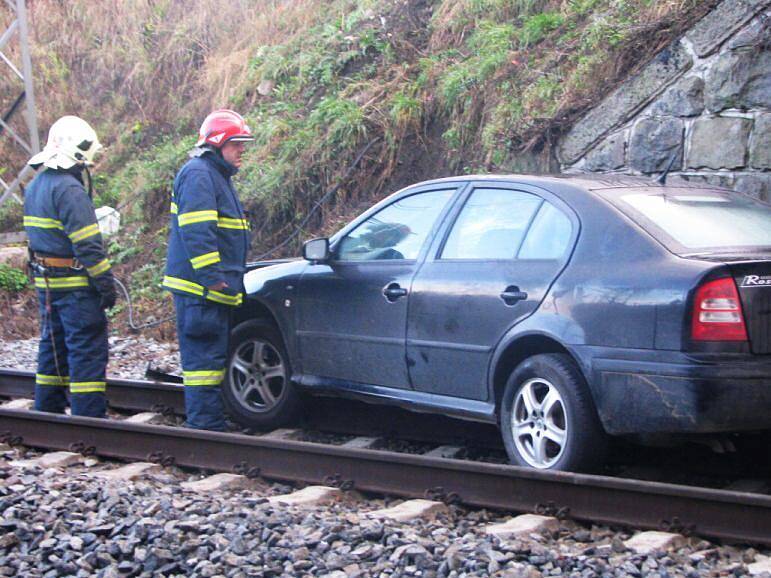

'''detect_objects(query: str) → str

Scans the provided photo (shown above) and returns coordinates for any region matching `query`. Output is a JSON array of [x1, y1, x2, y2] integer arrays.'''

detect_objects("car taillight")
[[691, 277, 748, 341]]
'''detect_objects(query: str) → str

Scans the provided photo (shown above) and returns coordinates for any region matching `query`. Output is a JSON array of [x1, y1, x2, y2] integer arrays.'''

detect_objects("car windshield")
[[609, 188, 771, 254]]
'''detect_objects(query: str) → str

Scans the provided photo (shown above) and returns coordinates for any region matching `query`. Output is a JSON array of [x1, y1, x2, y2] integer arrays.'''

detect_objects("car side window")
[[336, 189, 454, 261], [441, 188, 542, 259], [518, 201, 573, 259]]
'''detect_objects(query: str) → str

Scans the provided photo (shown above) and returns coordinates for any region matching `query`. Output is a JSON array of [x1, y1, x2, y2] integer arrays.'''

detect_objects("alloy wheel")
[[511, 377, 568, 468], [228, 338, 287, 412]]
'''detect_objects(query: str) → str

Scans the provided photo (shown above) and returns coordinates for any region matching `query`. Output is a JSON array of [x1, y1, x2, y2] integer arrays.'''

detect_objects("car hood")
[[243, 259, 306, 294]]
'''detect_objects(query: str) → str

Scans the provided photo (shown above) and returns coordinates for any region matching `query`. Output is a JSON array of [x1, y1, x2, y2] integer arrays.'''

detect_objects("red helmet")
[[196, 109, 254, 148]]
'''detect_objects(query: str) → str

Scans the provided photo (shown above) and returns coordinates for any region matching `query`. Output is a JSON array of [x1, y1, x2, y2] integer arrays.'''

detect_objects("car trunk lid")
[[728, 260, 771, 354]]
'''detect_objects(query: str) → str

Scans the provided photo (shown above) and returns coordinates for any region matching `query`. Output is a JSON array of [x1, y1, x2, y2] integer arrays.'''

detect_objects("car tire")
[[500, 353, 607, 472], [223, 319, 302, 429]]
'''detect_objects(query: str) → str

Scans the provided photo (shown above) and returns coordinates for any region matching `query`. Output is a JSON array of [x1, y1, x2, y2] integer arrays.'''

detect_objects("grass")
[[438, 21, 516, 110], [389, 92, 422, 133], [520, 12, 565, 47]]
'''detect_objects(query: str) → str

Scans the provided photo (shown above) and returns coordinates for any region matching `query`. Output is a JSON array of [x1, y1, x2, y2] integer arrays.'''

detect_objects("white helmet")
[[28, 115, 102, 170]]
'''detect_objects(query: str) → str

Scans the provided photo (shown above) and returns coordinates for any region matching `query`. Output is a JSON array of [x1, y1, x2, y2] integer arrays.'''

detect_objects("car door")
[[407, 183, 578, 400], [296, 186, 459, 388]]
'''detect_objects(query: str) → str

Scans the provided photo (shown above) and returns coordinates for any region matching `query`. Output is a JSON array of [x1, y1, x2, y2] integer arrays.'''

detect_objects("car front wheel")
[[500, 353, 607, 472], [223, 319, 301, 429]]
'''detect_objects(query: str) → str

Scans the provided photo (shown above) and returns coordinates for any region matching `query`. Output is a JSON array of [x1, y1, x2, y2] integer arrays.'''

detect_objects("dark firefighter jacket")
[[23, 168, 113, 291], [162, 149, 250, 307]]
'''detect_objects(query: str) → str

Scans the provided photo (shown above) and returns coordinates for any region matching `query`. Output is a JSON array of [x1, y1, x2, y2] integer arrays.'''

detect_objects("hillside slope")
[[0, 0, 714, 337]]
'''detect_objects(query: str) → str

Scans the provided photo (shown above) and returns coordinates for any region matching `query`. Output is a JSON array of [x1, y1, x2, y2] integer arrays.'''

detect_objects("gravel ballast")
[[1, 339, 770, 577], [0, 336, 181, 380], [1, 450, 769, 578]]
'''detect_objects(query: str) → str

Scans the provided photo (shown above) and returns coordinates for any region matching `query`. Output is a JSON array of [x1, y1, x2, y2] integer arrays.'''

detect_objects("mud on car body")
[[224, 175, 771, 472]]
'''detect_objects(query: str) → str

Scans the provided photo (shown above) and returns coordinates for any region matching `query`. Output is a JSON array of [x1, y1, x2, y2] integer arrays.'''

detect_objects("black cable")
[[113, 276, 175, 330], [253, 137, 380, 261]]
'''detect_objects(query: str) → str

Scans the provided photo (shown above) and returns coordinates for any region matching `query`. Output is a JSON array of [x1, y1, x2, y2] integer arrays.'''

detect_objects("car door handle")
[[500, 286, 528, 305], [382, 283, 408, 302]]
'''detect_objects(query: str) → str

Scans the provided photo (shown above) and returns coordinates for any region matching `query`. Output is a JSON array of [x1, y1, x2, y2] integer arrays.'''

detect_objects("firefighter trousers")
[[35, 288, 108, 417], [173, 293, 229, 431]]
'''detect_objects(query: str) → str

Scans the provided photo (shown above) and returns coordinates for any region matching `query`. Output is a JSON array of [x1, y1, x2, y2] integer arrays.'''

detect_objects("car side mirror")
[[302, 237, 330, 262]]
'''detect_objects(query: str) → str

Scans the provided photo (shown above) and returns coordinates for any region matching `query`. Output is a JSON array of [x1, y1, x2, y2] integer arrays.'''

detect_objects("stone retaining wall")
[[558, 0, 770, 200]]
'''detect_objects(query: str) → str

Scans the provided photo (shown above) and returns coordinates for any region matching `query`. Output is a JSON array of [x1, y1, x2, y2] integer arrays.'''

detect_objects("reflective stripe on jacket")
[[163, 149, 250, 306], [23, 168, 113, 290]]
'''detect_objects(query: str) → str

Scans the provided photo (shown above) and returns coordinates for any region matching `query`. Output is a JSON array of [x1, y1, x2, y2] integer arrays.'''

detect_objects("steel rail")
[[0, 369, 504, 444], [0, 369, 184, 413], [1, 407, 769, 546]]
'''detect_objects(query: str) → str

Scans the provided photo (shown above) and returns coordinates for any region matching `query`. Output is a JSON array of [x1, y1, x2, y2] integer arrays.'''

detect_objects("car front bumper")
[[579, 347, 771, 435]]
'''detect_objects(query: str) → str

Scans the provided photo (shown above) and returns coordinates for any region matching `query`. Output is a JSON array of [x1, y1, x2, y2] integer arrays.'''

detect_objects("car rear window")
[[441, 189, 542, 259], [607, 188, 771, 254], [518, 201, 573, 259]]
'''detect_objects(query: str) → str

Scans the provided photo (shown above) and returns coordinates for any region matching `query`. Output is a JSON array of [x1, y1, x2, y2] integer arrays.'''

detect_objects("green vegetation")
[[520, 12, 565, 47], [0, 264, 28, 293], [439, 21, 516, 110], [389, 91, 422, 133]]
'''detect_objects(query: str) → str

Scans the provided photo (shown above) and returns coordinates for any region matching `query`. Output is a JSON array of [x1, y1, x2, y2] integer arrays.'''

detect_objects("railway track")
[[1, 368, 770, 546]]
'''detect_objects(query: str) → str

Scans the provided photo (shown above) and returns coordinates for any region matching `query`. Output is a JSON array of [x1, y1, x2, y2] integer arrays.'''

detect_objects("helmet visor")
[[226, 135, 255, 143]]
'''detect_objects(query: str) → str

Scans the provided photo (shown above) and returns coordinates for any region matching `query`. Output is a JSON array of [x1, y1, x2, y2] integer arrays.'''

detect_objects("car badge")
[[741, 274, 771, 287]]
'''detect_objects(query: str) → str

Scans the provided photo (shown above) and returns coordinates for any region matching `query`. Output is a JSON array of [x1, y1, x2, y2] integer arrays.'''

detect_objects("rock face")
[[649, 76, 705, 117], [749, 113, 771, 169], [685, 0, 768, 57], [560, 0, 770, 201], [687, 117, 752, 169], [705, 47, 771, 112], [583, 132, 626, 171], [629, 117, 683, 173], [558, 42, 691, 165]]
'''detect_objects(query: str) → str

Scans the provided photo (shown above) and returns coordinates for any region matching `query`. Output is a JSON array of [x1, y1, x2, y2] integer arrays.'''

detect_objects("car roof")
[[403, 173, 730, 194]]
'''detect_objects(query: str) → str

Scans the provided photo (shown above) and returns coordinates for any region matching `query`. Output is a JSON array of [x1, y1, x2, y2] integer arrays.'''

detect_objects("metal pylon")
[[0, 0, 39, 207]]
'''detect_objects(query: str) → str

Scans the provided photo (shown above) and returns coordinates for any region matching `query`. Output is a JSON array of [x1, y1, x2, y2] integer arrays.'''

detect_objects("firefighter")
[[23, 115, 116, 418], [162, 109, 253, 431]]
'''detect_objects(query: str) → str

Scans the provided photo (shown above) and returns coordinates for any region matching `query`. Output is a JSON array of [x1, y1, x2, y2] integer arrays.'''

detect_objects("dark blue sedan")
[[224, 175, 771, 471]]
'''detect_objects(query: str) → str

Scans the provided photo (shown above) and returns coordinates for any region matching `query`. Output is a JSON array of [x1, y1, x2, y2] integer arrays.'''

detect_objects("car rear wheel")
[[224, 319, 301, 429], [501, 353, 607, 472]]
